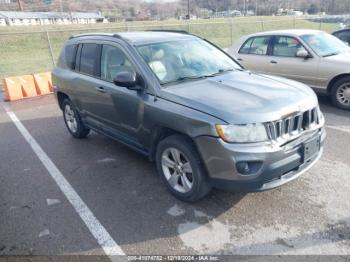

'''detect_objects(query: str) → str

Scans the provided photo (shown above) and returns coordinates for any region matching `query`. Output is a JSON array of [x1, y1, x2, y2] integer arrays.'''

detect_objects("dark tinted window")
[[333, 30, 350, 45], [79, 43, 98, 76], [58, 44, 77, 69], [239, 36, 271, 55]]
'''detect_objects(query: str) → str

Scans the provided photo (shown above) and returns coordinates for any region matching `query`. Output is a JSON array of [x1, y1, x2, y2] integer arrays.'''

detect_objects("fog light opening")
[[236, 161, 263, 175], [236, 162, 250, 174]]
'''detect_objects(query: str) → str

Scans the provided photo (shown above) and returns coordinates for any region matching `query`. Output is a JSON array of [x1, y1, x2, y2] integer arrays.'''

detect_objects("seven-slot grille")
[[266, 107, 319, 141]]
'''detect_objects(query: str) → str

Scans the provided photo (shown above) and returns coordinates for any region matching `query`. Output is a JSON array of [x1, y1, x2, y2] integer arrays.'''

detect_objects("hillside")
[[1, 0, 350, 17]]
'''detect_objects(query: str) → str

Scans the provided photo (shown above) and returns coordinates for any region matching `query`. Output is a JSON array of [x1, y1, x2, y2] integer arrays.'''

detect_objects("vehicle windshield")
[[301, 32, 349, 57], [136, 39, 242, 85]]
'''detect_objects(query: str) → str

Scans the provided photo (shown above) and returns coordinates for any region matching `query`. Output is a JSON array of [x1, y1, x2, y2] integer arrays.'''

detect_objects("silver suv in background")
[[228, 30, 350, 110], [52, 31, 325, 202]]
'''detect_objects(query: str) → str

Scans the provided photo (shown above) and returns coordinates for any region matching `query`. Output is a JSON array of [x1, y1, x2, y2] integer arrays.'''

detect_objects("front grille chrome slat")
[[266, 107, 319, 143], [308, 110, 312, 128], [269, 122, 277, 140], [298, 114, 303, 132], [280, 120, 285, 137], [313, 108, 318, 125], [288, 117, 294, 135]]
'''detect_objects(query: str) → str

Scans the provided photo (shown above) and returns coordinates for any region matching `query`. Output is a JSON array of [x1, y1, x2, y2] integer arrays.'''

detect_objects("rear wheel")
[[62, 99, 90, 138], [331, 77, 350, 110], [156, 134, 211, 202]]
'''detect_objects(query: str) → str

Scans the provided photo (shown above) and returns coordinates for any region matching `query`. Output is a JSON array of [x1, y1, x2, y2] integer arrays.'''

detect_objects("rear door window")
[[79, 43, 99, 76], [239, 36, 271, 55]]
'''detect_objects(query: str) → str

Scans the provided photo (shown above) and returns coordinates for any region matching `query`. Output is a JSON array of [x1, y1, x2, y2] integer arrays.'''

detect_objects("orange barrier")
[[3, 75, 38, 101], [33, 72, 53, 95], [2, 77, 21, 101], [2, 72, 53, 101]]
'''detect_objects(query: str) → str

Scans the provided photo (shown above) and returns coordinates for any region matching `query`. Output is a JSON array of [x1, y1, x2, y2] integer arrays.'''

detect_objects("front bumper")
[[195, 127, 326, 192]]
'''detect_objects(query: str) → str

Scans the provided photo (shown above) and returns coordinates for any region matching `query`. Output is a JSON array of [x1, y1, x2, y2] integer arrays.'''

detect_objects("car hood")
[[160, 71, 318, 124]]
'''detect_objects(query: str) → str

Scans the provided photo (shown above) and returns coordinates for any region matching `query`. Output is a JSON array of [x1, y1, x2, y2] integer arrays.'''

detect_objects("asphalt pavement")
[[0, 93, 349, 259]]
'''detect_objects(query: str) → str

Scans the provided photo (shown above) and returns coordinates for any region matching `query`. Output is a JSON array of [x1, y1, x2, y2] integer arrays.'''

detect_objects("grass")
[[0, 16, 339, 80]]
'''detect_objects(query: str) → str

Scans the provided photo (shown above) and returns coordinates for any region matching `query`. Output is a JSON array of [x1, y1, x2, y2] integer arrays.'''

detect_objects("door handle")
[[95, 86, 106, 93], [270, 60, 277, 64], [237, 58, 243, 61]]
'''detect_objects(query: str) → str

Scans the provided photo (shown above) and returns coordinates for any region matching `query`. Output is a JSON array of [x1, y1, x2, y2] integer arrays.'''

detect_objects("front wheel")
[[331, 77, 350, 110], [156, 135, 211, 202], [62, 99, 90, 138]]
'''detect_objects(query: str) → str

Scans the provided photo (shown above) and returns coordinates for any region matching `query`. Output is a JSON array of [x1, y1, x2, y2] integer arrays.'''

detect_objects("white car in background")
[[228, 30, 350, 110]]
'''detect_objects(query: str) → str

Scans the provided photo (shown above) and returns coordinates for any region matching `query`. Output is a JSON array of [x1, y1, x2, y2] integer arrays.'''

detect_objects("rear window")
[[58, 44, 77, 70], [333, 30, 350, 44], [239, 36, 271, 55], [79, 43, 98, 76]]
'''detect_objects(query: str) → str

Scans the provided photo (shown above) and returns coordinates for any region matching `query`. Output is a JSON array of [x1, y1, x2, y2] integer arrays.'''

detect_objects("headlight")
[[216, 123, 268, 143]]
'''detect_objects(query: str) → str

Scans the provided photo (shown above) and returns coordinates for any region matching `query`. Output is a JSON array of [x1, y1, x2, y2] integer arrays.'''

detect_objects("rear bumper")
[[195, 127, 325, 192]]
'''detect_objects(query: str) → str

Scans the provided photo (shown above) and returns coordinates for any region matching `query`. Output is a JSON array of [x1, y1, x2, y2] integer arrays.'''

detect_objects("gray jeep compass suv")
[[52, 31, 326, 202]]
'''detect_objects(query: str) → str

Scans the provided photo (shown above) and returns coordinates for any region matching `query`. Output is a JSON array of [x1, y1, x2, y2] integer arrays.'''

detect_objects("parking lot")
[[0, 93, 349, 258]]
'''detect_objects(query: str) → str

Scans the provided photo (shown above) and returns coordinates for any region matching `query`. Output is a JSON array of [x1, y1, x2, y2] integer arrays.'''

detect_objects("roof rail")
[[69, 33, 123, 40], [146, 29, 189, 34]]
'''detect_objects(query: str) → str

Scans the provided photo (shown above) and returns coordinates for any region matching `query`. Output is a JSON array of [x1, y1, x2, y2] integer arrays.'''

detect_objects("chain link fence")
[[0, 16, 340, 82]]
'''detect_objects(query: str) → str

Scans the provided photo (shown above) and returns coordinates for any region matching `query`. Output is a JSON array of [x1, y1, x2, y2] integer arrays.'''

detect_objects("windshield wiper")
[[162, 75, 206, 85], [323, 52, 340, 57], [205, 68, 235, 77], [161, 68, 235, 86]]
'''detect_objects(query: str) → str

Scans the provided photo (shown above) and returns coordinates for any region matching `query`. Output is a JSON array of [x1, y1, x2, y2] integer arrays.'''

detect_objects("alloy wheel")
[[64, 104, 78, 133], [161, 147, 194, 193], [336, 83, 350, 106]]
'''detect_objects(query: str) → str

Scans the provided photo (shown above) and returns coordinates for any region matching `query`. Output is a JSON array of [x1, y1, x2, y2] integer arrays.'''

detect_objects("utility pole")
[[243, 0, 245, 16], [243, 0, 249, 16], [187, 0, 190, 19], [67, 1, 73, 24], [17, 0, 23, 11]]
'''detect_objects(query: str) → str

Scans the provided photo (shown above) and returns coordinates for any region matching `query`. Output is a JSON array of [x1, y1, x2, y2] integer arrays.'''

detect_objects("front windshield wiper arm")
[[162, 75, 206, 85], [161, 68, 235, 86], [322, 52, 340, 57], [205, 68, 235, 77]]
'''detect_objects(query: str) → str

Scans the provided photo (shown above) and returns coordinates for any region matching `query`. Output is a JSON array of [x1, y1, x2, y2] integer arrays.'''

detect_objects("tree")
[[307, 3, 319, 14], [129, 6, 135, 17]]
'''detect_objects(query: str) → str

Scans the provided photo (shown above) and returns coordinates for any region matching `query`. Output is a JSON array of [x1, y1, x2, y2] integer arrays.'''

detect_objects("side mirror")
[[113, 71, 143, 90], [296, 49, 310, 59]]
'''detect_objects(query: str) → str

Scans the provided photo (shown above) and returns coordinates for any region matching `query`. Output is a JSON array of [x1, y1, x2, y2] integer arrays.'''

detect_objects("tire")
[[330, 76, 350, 110], [156, 134, 211, 202], [62, 99, 90, 139]]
